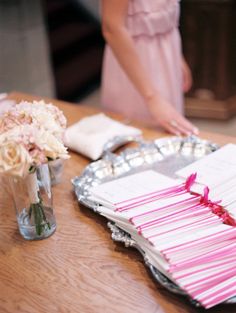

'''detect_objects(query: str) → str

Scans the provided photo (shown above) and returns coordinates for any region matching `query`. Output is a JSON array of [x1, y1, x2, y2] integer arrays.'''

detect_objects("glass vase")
[[9, 164, 56, 240], [48, 159, 64, 185]]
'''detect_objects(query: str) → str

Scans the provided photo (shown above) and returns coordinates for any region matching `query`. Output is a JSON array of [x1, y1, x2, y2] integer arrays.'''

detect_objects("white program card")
[[89, 170, 177, 209], [176, 144, 236, 189]]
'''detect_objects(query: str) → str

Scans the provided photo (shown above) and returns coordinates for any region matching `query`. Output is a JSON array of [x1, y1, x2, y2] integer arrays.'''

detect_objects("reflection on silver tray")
[[72, 136, 235, 306]]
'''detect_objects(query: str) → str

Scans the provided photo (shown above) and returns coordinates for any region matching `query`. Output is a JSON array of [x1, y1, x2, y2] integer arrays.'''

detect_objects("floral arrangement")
[[0, 100, 66, 140], [0, 100, 69, 238], [0, 124, 69, 176]]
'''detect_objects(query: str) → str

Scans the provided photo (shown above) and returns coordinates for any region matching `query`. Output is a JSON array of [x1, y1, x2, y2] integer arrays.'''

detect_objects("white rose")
[[33, 111, 62, 136], [36, 130, 69, 160], [0, 142, 32, 177]]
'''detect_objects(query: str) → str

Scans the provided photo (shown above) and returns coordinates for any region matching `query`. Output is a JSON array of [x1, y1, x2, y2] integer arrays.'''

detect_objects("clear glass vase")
[[9, 164, 56, 240], [48, 159, 64, 185]]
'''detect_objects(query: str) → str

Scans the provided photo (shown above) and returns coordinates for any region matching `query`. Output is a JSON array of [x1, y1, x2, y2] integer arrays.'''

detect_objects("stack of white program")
[[89, 144, 236, 309]]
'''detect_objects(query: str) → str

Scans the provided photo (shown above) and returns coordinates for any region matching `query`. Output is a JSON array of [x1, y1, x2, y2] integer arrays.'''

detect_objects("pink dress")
[[101, 0, 183, 124]]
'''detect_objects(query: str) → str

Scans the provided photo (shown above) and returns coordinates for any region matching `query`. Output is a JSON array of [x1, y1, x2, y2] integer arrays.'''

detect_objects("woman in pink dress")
[[101, 0, 198, 136]]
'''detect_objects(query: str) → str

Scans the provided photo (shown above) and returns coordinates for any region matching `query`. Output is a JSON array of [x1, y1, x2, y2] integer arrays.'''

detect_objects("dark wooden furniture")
[[180, 0, 236, 119]]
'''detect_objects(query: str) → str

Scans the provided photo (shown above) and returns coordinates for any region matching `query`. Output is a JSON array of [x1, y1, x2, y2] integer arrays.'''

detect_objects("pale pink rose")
[[14, 100, 67, 139], [0, 141, 32, 177], [0, 110, 32, 133], [0, 102, 69, 174], [29, 148, 47, 165]]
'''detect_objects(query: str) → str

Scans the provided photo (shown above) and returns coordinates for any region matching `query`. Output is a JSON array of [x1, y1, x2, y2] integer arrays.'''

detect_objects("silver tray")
[[72, 136, 236, 306]]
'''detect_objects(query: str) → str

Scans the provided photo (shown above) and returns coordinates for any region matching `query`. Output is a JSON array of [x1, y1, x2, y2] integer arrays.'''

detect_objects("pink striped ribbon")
[[114, 173, 197, 212]]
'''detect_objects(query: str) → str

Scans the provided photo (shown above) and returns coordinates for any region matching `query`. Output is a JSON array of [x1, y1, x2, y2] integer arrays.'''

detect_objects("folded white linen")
[[64, 113, 142, 160]]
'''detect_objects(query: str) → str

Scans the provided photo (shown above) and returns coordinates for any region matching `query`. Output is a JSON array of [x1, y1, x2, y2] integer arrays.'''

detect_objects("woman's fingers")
[[147, 92, 199, 136], [159, 114, 199, 136], [175, 114, 199, 135], [158, 120, 181, 136]]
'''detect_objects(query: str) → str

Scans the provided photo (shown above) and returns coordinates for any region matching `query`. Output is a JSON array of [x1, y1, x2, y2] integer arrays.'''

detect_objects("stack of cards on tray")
[[89, 144, 236, 309]]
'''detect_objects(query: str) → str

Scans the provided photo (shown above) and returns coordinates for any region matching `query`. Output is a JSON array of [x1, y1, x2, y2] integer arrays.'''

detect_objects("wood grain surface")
[[1, 92, 236, 313]]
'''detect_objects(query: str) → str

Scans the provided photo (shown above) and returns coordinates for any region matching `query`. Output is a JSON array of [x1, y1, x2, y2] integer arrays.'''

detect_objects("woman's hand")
[[182, 57, 193, 93], [147, 93, 199, 136]]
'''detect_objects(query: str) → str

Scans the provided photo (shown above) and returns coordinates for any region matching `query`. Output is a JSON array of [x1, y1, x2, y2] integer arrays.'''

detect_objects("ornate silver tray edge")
[[72, 136, 236, 306]]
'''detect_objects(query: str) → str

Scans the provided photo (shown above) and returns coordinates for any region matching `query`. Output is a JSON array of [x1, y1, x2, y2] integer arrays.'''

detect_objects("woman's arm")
[[102, 0, 155, 101], [101, 0, 198, 135]]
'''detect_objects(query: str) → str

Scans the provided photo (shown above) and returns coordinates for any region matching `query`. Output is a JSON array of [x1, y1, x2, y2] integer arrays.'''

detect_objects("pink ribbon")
[[115, 173, 197, 212]]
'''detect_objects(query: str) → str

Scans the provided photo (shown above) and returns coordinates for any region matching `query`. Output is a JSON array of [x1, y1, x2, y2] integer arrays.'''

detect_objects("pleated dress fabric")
[[101, 0, 183, 124]]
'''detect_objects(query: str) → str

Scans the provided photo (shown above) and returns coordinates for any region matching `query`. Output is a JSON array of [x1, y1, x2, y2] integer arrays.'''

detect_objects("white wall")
[[0, 0, 55, 97]]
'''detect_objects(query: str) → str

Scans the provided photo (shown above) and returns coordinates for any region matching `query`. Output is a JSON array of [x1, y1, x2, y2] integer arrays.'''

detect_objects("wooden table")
[[1, 92, 236, 313]]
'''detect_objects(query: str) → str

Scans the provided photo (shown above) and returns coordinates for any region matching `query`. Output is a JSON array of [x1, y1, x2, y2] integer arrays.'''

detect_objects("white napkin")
[[64, 113, 142, 160]]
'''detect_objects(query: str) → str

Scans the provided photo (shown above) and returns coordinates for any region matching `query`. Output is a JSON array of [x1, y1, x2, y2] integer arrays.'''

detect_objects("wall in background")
[[0, 0, 55, 98]]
